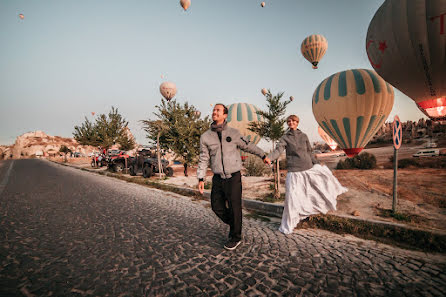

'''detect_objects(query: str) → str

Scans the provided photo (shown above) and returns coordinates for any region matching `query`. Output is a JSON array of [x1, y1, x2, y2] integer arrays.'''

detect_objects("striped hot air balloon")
[[227, 103, 264, 145], [366, 0, 446, 121], [301, 34, 328, 69], [312, 69, 394, 157], [318, 126, 338, 151]]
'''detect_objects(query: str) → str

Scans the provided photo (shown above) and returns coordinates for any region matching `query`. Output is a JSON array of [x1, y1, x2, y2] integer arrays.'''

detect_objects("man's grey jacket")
[[197, 124, 265, 180]]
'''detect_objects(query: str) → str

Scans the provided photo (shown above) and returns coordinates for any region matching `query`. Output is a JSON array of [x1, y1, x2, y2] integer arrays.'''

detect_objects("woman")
[[266, 115, 347, 234]]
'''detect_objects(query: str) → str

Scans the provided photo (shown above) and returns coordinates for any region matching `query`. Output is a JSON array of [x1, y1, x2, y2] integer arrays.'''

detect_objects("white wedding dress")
[[279, 164, 348, 234]]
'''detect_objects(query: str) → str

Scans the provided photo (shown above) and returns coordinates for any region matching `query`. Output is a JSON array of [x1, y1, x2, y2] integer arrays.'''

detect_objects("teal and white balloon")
[[312, 69, 394, 157], [227, 103, 263, 144]]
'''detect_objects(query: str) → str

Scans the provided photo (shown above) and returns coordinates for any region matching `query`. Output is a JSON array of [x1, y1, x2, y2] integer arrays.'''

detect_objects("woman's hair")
[[286, 115, 300, 123]]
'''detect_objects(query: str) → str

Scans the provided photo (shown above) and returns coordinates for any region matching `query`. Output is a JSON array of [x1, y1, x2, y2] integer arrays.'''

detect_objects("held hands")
[[263, 157, 271, 165], [198, 181, 204, 194]]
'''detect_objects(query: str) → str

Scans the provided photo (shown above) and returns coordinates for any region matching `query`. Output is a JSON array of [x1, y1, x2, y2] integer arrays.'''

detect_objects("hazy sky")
[[0, 0, 427, 148]]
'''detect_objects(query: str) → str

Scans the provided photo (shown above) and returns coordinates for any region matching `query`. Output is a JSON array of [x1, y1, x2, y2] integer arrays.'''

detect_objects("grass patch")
[[302, 214, 446, 253], [260, 192, 285, 203], [204, 181, 212, 190], [375, 208, 425, 224]]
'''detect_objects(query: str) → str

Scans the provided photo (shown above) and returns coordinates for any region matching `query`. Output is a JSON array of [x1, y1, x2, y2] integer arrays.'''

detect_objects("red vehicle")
[[107, 150, 133, 172], [91, 152, 107, 167]]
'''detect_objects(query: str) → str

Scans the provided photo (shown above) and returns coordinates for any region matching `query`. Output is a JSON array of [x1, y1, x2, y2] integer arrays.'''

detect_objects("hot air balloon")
[[180, 0, 191, 11], [18, 14, 24, 20], [318, 126, 338, 151], [195, 111, 201, 117], [160, 82, 177, 101], [301, 34, 328, 69], [91, 112, 95, 116], [160, 74, 164, 79], [261, 2, 265, 7], [290, 96, 294, 101], [227, 103, 264, 145], [366, 0, 446, 121], [312, 69, 394, 157], [261, 88, 268, 96]]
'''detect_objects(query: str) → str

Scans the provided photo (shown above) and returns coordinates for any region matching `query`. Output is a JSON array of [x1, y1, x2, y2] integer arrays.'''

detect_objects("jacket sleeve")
[[306, 136, 319, 164], [267, 137, 287, 161], [236, 135, 265, 158], [196, 135, 210, 180]]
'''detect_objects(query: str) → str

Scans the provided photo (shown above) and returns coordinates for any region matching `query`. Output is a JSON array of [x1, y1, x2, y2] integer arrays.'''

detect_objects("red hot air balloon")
[[180, 0, 191, 11], [160, 82, 177, 101], [366, 0, 446, 121], [91, 112, 95, 116], [18, 14, 24, 20]]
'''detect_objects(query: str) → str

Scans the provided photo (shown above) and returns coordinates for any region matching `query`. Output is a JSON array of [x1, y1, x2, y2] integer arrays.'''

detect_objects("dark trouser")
[[211, 171, 242, 242]]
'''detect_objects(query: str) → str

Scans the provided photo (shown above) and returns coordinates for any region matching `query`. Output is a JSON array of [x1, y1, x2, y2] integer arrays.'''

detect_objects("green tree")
[[73, 106, 135, 151], [142, 99, 211, 176], [248, 90, 291, 199], [59, 145, 71, 163]]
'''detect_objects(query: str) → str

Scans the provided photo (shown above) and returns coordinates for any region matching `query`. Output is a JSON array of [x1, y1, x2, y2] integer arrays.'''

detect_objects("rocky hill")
[[370, 118, 446, 146], [0, 131, 97, 160]]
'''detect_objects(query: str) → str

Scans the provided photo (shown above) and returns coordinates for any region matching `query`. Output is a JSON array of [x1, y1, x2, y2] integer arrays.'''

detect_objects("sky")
[[0, 0, 427, 149]]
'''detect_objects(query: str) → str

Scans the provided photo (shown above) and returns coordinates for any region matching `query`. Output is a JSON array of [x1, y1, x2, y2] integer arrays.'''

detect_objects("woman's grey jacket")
[[197, 125, 265, 180], [268, 129, 318, 172]]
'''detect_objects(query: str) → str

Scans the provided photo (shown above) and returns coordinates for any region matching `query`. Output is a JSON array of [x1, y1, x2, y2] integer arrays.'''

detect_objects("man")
[[197, 104, 270, 250]]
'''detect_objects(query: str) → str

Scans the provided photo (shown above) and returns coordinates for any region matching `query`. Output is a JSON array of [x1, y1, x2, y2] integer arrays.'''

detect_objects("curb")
[[51, 160, 446, 253]]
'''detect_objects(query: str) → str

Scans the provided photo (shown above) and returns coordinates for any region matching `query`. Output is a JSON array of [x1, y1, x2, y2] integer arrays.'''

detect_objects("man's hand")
[[263, 157, 271, 165], [198, 181, 204, 194]]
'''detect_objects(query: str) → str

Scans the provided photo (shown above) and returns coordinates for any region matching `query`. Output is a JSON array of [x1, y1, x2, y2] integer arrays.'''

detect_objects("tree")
[[73, 106, 135, 151], [141, 99, 211, 176], [59, 145, 71, 163], [248, 90, 291, 199]]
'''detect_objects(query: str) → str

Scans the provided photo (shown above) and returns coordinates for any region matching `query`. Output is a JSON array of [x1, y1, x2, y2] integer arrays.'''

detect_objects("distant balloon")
[[180, 0, 191, 11], [318, 126, 338, 150], [290, 96, 294, 101], [366, 0, 446, 121], [160, 74, 164, 79], [159, 82, 177, 101], [227, 103, 264, 145], [195, 111, 201, 117], [301, 34, 328, 69], [261, 88, 268, 96], [261, 2, 265, 7], [312, 69, 394, 157], [91, 112, 95, 116], [18, 14, 24, 20]]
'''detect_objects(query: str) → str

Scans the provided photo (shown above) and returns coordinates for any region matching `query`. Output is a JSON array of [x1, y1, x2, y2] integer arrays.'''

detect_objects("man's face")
[[212, 105, 227, 123]]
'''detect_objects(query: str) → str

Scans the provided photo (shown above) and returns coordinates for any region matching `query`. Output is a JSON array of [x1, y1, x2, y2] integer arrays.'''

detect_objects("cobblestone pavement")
[[1, 159, 445, 296]]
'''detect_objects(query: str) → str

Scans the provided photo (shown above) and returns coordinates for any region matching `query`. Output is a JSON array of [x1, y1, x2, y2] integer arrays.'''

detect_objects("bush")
[[336, 152, 377, 169], [244, 155, 271, 176], [397, 158, 419, 168]]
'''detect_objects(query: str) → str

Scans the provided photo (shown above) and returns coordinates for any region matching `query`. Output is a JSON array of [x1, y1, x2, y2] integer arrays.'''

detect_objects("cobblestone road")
[[0, 159, 445, 296]]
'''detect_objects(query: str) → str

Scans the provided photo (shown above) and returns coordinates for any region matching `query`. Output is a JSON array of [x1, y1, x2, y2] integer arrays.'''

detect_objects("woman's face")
[[287, 118, 299, 130]]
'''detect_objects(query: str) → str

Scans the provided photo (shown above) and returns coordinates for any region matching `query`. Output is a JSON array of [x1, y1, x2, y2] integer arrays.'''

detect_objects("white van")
[[413, 149, 440, 157]]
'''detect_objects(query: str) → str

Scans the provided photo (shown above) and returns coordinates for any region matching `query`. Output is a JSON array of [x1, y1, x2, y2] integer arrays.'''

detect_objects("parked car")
[[129, 149, 173, 178], [412, 149, 440, 157]]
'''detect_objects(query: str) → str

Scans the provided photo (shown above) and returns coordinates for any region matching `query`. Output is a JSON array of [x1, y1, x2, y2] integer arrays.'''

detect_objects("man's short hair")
[[215, 103, 228, 114]]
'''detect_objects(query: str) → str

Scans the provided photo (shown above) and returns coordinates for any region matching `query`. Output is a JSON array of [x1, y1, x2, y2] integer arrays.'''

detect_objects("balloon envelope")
[[91, 112, 95, 116], [159, 82, 177, 101], [301, 34, 327, 69], [290, 96, 294, 101], [312, 69, 394, 157], [18, 14, 24, 19], [318, 126, 337, 150], [261, 2, 265, 7], [366, 0, 446, 121], [180, 0, 191, 11], [227, 103, 264, 145], [261, 88, 268, 95]]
